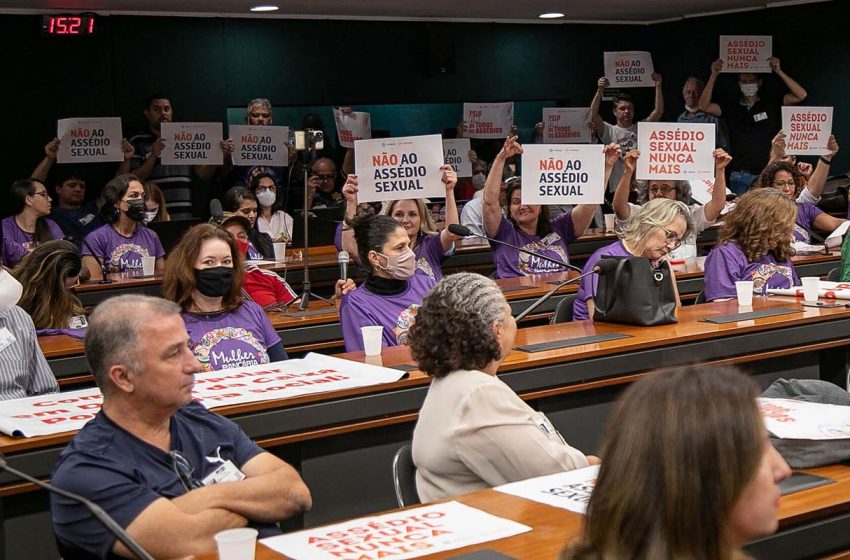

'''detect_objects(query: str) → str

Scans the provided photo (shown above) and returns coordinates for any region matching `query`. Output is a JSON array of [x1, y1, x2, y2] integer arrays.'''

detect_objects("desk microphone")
[[0, 451, 154, 560], [447, 224, 584, 274], [77, 236, 113, 285], [795, 222, 831, 255], [514, 266, 602, 322], [338, 250, 349, 281]]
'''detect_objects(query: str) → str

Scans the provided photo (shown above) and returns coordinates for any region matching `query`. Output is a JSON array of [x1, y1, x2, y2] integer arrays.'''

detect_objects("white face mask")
[[0, 268, 23, 315], [256, 190, 276, 208], [740, 83, 759, 97], [143, 209, 158, 224]]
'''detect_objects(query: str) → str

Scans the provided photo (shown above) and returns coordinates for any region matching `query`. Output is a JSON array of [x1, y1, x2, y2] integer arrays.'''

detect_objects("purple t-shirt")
[[794, 202, 824, 242], [182, 301, 281, 372], [339, 273, 437, 352], [573, 240, 634, 321], [413, 233, 451, 281], [81, 224, 165, 273], [491, 212, 576, 278], [704, 241, 800, 301], [1, 216, 65, 267], [334, 223, 344, 252]]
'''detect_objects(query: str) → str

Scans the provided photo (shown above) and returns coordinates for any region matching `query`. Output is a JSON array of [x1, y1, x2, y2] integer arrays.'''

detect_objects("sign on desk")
[[495, 464, 600, 514], [0, 354, 405, 438], [261, 501, 531, 560]]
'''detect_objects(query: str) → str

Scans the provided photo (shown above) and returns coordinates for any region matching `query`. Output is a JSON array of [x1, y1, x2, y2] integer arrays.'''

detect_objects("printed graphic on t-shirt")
[[750, 263, 794, 291], [109, 243, 151, 271], [394, 304, 421, 345], [518, 236, 569, 275], [415, 257, 436, 280], [193, 327, 269, 371]]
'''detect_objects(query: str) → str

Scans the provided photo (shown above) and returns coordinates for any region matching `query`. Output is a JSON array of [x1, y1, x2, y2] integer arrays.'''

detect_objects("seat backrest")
[[694, 289, 707, 304], [391, 443, 420, 508], [828, 267, 841, 282], [551, 294, 578, 324]]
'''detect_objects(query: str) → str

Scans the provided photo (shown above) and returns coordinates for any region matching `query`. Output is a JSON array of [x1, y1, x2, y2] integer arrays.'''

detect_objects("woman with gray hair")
[[612, 148, 731, 260], [409, 272, 597, 502], [573, 198, 694, 321]]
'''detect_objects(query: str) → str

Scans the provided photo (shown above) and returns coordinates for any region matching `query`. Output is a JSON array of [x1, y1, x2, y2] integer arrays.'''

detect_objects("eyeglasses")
[[772, 180, 796, 190], [313, 174, 335, 182], [31, 191, 50, 198], [169, 450, 203, 491], [648, 185, 677, 195], [256, 186, 276, 193], [662, 227, 683, 250]]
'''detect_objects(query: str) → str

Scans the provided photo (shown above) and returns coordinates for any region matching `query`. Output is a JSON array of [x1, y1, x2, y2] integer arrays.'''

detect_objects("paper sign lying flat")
[[495, 465, 599, 514], [760, 398, 850, 440], [768, 280, 850, 300], [0, 354, 405, 438], [261, 501, 531, 560]]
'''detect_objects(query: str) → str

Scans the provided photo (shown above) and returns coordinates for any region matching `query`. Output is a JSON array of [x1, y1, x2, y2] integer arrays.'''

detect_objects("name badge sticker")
[[753, 112, 768, 123], [201, 460, 246, 486], [0, 327, 16, 354]]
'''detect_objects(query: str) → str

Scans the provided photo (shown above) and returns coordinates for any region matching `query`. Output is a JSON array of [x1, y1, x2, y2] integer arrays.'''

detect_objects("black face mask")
[[125, 198, 147, 222], [194, 267, 233, 298]]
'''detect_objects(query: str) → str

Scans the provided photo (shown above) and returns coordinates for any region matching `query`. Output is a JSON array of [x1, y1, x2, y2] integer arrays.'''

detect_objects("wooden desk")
[[10, 298, 850, 558], [196, 464, 850, 560]]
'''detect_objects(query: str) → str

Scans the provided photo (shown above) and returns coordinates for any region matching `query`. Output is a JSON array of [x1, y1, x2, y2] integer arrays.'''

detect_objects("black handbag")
[[592, 256, 677, 326]]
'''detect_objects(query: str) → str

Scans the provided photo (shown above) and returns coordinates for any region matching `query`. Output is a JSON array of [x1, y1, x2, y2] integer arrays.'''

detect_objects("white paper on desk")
[[791, 240, 826, 254], [244, 259, 277, 266], [768, 280, 850, 300], [193, 353, 406, 409], [0, 388, 103, 437], [495, 465, 599, 514], [760, 398, 850, 440], [826, 221, 850, 247], [261, 501, 531, 560]]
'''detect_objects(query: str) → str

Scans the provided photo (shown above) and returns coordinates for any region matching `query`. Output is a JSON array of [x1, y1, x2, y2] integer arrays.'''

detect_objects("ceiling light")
[[250, 5, 280, 12], [538, 12, 565, 19]]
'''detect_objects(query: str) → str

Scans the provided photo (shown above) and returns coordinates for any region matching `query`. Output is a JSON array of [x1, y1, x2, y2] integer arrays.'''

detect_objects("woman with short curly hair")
[[409, 272, 596, 502], [704, 188, 800, 301]]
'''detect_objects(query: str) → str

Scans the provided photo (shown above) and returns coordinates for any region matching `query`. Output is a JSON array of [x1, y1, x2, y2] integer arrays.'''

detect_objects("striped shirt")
[[0, 306, 59, 401], [129, 131, 194, 220]]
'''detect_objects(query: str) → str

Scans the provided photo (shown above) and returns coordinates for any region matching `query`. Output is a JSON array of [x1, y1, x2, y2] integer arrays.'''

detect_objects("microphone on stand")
[[795, 222, 831, 255], [447, 224, 584, 274], [338, 250, 349, 281], [514, 266, 604, 322], [78, 237, 113, 285], [0, 451, 154, 560]]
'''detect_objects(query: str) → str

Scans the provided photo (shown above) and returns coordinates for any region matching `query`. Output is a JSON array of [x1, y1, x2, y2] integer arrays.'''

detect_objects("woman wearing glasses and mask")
[[82, 174, 165, 281], [2, 179, 65, 267], [339, 214, 437, 352], [162, 224, 287, 371], [612, 148, 731, 260], [573, 198, 693, 321]]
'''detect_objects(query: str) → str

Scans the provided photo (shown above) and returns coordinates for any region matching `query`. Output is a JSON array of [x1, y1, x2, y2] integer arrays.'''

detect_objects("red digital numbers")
[[43, 15, 95, 36]]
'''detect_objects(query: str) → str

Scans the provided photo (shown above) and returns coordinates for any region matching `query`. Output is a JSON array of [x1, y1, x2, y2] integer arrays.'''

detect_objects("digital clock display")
[[42, 14, 97, 36]]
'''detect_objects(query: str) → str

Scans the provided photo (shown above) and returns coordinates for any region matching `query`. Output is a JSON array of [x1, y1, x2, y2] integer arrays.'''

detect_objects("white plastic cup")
[[361, 326, 384, 356], [214, 528, 257, 560], [273, 242, 287, 262], [141, 256, 156, 277], [801, 277, 820, 303], [735, 281, 754, 306], [603, 214, 616, 232]]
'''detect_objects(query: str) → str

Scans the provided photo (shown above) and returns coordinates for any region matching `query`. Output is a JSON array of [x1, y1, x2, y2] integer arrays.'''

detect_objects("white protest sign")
[[463, 102, 514, 139], [760, 398, 850, 440], [191, 353, 406, 408], [781, 107, 833, 155], [261, 501, 531, 560], [443, 138, 472, 177], [354, 134, 446, 203], [0, 389, 103, 438], [768, 280, 850, 300], [0, 354, 405, 438], [542, 108, 592, 144], [636, 123, 715, 181], [333, 108, 372, 149], [720, 35, 772, 73], [56, 117, 124, 164], [229, 124, 289, 167], [603, 51, 655, 88], [688, 178, 732, 205], [496, 465, 599, 514], [160, 122, 223, 165], [521, 144, 605, 205]]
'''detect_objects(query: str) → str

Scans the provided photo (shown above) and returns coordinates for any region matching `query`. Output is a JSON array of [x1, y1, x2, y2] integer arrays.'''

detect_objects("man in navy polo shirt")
[[50, 294, 311, 559]]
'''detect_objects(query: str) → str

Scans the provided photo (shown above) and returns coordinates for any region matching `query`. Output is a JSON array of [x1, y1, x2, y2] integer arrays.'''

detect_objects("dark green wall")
[[0, 1, 843, 215]]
